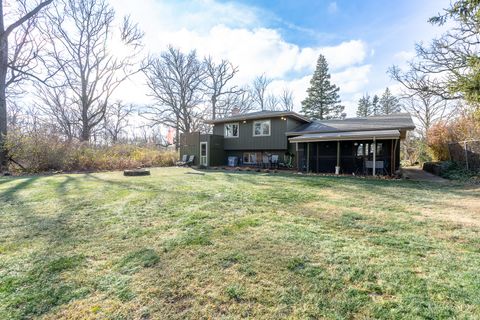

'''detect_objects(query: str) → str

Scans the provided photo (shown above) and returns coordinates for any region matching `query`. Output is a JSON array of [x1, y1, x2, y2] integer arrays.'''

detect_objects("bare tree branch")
[[143, 47, 207, 149], [42, 0, 144, 142]]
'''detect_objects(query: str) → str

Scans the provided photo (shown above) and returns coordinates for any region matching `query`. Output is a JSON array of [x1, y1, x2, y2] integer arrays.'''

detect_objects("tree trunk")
[[81, 120, 90, 142], [175, 117, 180, 151], [0, 34, 9, 172], [212, 96, 216, 120]]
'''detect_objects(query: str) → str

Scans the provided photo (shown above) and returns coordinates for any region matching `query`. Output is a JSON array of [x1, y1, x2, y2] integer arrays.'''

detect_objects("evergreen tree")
[[356, 94, 372, 117], [301, 54, 344, 120], [379, 88, 402, 114], [372, 94, 380, 115]]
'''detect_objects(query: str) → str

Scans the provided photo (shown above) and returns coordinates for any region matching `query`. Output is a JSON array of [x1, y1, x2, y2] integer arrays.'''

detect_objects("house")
[[179, 110, 415, 175]]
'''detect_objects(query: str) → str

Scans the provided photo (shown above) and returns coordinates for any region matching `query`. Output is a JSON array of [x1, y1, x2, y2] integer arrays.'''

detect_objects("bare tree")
[[216, 87, 255, 118], [36, 84, 78, 141], [42, 0, 144, 142], [0, 0, 53, 170], [203, 56, 242, 119], [143, 47, 206, 149], [265, 94, 280, 111], [251, 74, 272, 111], [279, 88, 294, 111], [390, 66, 454, 138], [402, 95, 452, 139], [7, 101, 24, 130], [104, 101, 135, 144], [396, 1, 480, 103]]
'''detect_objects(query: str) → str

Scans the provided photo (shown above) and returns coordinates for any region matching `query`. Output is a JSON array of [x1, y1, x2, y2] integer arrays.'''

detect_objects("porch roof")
[[288, 130, 400, 143]]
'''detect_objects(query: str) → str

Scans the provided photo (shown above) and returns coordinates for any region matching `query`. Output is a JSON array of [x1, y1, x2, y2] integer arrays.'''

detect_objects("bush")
[[427, 122, 452, 161], [5, 130, 178, 173], [439, 161, 479, 181], [426, 113, 480, 161]]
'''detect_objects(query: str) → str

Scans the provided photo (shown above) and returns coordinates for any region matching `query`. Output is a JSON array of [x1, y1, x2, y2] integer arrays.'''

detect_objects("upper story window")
[[253, 120, 271, 136], [224, 123, 239, 138]]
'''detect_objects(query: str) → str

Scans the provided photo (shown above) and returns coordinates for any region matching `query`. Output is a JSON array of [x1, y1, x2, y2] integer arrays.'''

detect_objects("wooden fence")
[[448, 140, 480, 171]]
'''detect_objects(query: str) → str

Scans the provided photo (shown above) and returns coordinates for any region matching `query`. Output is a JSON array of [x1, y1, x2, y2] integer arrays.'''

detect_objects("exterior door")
[[200, 142, 208, 166]]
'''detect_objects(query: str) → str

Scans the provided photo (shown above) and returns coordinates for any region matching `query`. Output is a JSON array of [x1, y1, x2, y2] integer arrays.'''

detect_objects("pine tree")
[[301, 54, 344, 120], [372, 94, 380, 115], [379, 88, 402, 114], [356, 94, 372, 117]]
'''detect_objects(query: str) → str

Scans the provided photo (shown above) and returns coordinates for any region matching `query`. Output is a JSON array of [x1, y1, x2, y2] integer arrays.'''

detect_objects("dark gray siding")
[[286, 117, 304, 132], [212, 117, 290, 150], [180, 132, 200, 165], [207, 135, 225, 166], [180, 133, 225, 166]]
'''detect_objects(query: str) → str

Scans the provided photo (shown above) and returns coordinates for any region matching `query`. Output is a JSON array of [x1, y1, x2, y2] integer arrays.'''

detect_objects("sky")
[[109, 0, 451, 116]]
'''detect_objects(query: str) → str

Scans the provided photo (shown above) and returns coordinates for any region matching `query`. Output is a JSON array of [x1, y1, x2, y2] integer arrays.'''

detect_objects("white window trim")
[[243, 152, 260, 164], [224, 122, 239, 138], [252, 120, 271, 137]]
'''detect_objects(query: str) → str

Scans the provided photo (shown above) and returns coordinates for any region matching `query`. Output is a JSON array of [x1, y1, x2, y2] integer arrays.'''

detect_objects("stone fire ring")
[[123, 169, 151, 176]]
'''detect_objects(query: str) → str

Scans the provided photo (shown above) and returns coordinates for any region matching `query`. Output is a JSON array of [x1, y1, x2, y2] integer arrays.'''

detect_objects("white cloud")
[[332, 65, 372, 94], [108, 0, 371, 117], [328, 2, 339, 14]]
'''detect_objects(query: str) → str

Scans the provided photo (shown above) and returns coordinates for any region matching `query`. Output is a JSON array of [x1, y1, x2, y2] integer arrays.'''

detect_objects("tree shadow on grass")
[[0, 175, 90, 319], [0, 176, 39, 200]]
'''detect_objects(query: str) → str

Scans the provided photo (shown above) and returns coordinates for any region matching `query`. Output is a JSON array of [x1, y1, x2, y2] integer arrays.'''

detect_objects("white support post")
[[306, 142, 310, 173], [372, 137, 376, 176], [335, 140, 340, 175]]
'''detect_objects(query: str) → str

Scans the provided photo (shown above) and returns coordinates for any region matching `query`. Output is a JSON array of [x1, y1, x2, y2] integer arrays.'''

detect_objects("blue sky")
[[111, 0, 450, 116]]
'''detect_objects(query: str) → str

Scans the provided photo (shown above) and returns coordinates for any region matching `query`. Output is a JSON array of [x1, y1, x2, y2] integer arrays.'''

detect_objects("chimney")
[[231, 107, 240, 116]]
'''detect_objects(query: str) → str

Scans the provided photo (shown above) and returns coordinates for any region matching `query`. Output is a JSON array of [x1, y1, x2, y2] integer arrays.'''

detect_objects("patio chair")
[[182, 155, 195, 167], [187, 155, 195, 166], [176, 154, 188, 166]]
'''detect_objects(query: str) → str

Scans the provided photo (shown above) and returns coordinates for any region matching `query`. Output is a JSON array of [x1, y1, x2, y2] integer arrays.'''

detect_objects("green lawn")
[[0, 168, 479, 319]]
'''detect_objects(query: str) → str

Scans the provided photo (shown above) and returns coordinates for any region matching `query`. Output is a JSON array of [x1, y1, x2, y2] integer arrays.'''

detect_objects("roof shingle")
[[286, 113, 415, 135]]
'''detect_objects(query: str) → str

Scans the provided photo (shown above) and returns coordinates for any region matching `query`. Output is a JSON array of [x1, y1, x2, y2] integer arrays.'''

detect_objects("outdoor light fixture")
[[243, 120, 247, 123]]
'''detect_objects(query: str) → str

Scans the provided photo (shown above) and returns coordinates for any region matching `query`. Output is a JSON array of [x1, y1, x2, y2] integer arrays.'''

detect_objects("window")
[[253, 120, 270, 136], [376, 143, 384, 156], [243, 152, 261, 164], [356, 143, 364, 157], [224, 123, 239, 138]]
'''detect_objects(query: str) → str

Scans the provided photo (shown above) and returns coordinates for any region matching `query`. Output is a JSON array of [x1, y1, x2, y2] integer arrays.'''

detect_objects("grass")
[[0, 168, 479, 319]]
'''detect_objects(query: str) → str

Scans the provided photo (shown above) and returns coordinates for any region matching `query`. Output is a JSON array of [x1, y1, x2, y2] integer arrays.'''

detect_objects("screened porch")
[[289, 130, 401, 176]]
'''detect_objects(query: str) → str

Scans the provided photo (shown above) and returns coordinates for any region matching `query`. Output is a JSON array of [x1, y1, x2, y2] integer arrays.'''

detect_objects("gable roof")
[[286, 113, 415, 135], [205, 110, 311, 124]]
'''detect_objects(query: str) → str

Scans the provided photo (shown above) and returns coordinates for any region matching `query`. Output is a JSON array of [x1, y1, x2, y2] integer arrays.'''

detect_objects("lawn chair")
[[184, 155, 195, 166], [176, 154, 188, 166]]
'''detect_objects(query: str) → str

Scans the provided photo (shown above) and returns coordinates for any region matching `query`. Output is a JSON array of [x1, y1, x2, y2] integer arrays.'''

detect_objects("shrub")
[[426, 113, 480, 161], [5, 130, 178, 173], [427, 122, 452, 161]]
